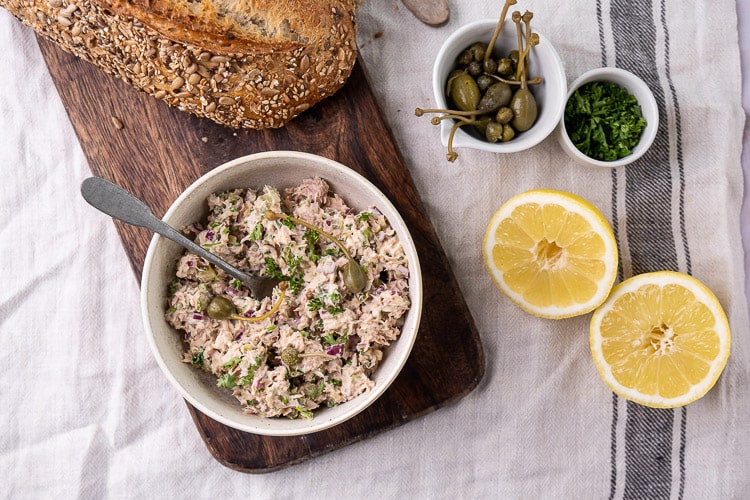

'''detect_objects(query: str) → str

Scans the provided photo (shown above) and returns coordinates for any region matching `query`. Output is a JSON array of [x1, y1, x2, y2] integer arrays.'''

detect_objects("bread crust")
[[2, 0, 358, 129]]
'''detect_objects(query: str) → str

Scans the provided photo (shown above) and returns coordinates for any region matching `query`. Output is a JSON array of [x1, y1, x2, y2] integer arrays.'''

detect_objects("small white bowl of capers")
[[424, 15, 566, 161]]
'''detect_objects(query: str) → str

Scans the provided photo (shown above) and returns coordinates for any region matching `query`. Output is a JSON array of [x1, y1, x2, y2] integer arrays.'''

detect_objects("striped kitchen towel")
[[358, 0, 749, 497]]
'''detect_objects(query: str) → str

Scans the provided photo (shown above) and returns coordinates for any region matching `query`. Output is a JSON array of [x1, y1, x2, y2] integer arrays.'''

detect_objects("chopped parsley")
[[221, 357, 241, 370], [216, 373, 236, 388], [357, 211, 373, 222], [288, 275, 304, 293], [263, 258, 284, 280], [238, 373, 254, 386], [304, 228, 321, 262], [563, 81, 647, 162], [296, 407, 314, 419], [308, 297, 324, 312], [311, 382, 325, 399], [263, 252, 305, 293], [249, 222, 263, 241], [282, 249, 305, 293], [361, 229, 373, 247], [321, 333, 347, 347], [307, 290, 344, 315], [282, 248, 302, 270], [191, 350, 205, 367]]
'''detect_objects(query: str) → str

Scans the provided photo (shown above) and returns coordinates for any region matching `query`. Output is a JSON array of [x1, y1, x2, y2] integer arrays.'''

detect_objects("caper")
[[456, 49, 473, 66], [469, 42, 487, 62], [207, 296, 236, 320], [281, 346, 300, 366], [197, 266, 217, 282], [472, 115, 492, 136], [510, 88, 538, 132], [495, 106, 513, 124], [415, 4, 543, 162], [508, 49, 519, 67], [482, 58, 498, 75], [449, 74, 481, 112], [496, 58, 514, 76], [485, 121, 505, 143], [476, 74, 493, 91], [343, 258, 367, 293], [467, 60, 482, 76], [477, 82, 512, 113]]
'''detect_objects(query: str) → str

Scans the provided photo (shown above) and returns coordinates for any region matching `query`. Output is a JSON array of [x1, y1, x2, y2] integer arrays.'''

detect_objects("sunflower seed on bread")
[[1, 0, 359, 129]]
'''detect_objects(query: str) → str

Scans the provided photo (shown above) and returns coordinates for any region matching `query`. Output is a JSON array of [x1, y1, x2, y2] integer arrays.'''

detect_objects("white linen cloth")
[[1, 0, 749, 497]]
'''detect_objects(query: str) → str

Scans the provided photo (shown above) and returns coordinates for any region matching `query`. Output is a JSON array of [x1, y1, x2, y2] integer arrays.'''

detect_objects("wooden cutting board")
[[38, 37, 485, 473]]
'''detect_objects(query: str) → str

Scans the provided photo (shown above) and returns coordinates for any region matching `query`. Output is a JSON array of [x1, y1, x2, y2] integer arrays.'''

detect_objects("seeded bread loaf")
[[2, 0, 358, 128]]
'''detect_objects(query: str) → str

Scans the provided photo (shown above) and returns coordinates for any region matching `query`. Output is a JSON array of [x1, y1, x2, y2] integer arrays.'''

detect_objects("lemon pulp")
[[590, 271, 730, 408], [483, 189, 618, 319]]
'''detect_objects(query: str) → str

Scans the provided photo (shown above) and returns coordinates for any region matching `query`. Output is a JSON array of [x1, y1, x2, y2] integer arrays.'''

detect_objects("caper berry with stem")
[[343, 262, 368, 295], [510, 88, 537, 131], [265, 210, 367, 293], [509, 14, 538, 132], [483, 0, 517, 63], [206, 282, 287, 323], [280, 345, 337, 366], [207, 296, 236, 320], [281, 346, 300, 365], [449, 74, 481, 112]]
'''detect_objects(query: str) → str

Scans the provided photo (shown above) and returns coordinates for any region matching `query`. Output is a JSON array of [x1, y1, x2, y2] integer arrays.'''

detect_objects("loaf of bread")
[[1, 0, 358, 128]]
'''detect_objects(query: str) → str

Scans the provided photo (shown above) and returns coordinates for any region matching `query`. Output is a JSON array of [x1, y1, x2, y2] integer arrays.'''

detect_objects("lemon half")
[[482, 189, 619, 319], [590, 271, 731, 408]]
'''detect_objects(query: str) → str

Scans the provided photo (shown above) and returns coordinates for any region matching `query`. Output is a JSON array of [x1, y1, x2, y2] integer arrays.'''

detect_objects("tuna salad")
[[166, 177, 411, 419]]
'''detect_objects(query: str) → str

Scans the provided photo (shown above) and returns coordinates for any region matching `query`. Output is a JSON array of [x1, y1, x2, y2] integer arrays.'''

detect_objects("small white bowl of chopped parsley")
[[557, 67, 658, 169]]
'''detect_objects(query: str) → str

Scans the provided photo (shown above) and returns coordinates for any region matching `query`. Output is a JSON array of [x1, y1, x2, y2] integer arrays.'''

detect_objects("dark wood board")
[[37, 36, 485, 473]]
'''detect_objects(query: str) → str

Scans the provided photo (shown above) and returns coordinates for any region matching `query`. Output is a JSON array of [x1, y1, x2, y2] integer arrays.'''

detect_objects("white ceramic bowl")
[[557, 67, 659, 169], [141, 151, 423, 436], [432, 19, 567, 154]]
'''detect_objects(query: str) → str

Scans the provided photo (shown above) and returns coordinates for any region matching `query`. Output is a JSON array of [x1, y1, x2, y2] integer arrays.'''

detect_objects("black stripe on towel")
[[607, 0, 688, 498]]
